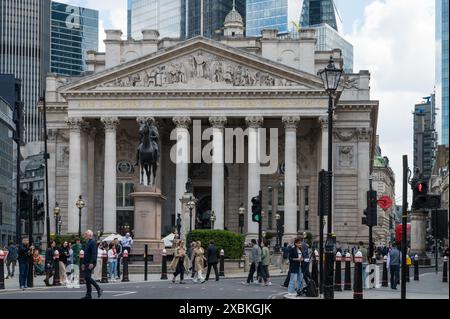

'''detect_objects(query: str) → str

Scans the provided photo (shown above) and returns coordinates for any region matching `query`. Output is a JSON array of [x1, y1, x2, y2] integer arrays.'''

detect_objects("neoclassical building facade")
[[44, 11, 378, 245]]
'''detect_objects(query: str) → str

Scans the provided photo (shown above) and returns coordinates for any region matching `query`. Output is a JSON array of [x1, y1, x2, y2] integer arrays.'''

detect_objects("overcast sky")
[[57, 0, 436, 204]]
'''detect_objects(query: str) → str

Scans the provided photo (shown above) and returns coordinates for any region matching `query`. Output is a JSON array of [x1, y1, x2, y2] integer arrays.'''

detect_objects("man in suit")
[[205, 240, 219, 281], [82, 230, 103, 299]]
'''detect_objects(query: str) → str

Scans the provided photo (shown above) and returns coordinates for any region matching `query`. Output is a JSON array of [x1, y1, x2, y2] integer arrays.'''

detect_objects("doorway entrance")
[[117, 210, 134, 236]]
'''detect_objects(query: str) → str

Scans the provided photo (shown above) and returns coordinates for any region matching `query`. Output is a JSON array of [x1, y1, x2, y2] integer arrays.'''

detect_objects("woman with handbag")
[[192, 241, 205, 283], [44, 240, 56, 286], [170, 240, 187, 284]]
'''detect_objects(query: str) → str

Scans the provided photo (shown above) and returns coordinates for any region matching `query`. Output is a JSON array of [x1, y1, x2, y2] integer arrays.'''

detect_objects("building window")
[[278, 182, 284, 206], [304, 186, 309, 230], [116, 182, 134, 208]]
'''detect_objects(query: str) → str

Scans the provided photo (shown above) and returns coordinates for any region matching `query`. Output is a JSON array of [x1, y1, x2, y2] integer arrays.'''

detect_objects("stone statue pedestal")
[[130, 184, 166, 262], [410, 210, 431, 265]]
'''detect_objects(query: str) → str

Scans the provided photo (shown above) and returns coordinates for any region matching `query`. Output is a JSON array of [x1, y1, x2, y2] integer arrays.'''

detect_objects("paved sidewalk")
[[284, 272, 449, 299]]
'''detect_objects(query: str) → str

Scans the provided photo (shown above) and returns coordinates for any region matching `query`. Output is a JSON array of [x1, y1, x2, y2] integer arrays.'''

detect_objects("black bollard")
[[443, 256, 448, 283], [101, 250, 108, 283], [382, 256, 388, 287], [414, 255, 419, 281], [0, 249, 5, 289], [353, 251, 363, 299], [144, 244, 148, 281], [53, 250, 61, 286], [79, 250, 85, 284], [344, 253, 352, 290], [334, 252, 342, 291], [219, 249, 225, 277], [311, 250, 319, 294], [161, 249, 168, 280], [122, 250, 130, 282]]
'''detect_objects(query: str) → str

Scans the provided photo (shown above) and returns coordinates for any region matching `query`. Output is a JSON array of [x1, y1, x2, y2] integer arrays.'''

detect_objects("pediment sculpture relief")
[[97, 51, 300, 89]]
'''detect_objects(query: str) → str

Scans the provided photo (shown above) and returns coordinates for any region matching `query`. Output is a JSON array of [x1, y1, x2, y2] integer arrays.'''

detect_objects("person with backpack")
[[281, 242, 289, 273], [287, 238, 303, 296]]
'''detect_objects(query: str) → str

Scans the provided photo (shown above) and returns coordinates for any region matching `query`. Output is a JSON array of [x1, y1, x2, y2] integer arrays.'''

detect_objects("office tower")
[[436, 0, 449, 146], [0, 74, 20, 245], [414, 95, 438, 181], [300, 0, 341, 32], [131, 0, 187, 39], [50, 2, 99, 76], [246, 0, 303, 36], [0, 0, 50, 142], [130, 0, 245, 39]]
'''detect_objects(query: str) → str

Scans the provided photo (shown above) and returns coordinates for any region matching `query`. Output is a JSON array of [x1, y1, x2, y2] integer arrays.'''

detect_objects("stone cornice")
[[61, 89, 328, 99]]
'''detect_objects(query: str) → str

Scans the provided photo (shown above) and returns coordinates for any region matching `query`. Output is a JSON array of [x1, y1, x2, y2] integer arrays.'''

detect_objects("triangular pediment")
[[61, 37, 325, 92]]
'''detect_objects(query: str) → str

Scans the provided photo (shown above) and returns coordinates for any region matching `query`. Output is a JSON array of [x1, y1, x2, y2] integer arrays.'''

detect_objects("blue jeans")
[[19, 262, 29, 288], [108, 260, 117, 278], [288, 270, 303, 294], [390, 265, 400, 289]]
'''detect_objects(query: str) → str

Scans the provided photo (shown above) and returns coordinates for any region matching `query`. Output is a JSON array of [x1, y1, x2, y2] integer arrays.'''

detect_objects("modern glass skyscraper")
[[127, 0, 132, 39], [130, 0, 245, 39], [436, 0, 449, 146], [300, 0, 341, 32], [51, 2, 98, 76], [246, 0, 303, 36], [186, 0, 246, 38], [131, 0, 186, 39], [414, 95, 438, 181], [0, 0, 50, 142]]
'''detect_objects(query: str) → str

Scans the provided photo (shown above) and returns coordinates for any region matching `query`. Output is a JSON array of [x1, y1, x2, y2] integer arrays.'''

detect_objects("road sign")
[[377, 195, 393, 210]]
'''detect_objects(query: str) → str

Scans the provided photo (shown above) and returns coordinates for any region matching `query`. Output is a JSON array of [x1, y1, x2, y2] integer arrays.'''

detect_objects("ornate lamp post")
[[186, 196, 196, 245], [275, 213, 281, 252], [75, 195, 85, 238], [318, 56, 343, 300], [238, 203, 245, 234], [53, 203, 60, 236], [210, 211, 216, 229]]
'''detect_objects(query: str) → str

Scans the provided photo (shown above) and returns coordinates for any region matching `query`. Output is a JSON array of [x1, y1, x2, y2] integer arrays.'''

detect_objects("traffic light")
[[362, 190, 377, 226], [412, 180, 441, 209], [251, 195, 261, 222]]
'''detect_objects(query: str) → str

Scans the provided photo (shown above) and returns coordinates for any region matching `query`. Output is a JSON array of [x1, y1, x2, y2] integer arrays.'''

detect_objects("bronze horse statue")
[[135, 120, 160, 185]]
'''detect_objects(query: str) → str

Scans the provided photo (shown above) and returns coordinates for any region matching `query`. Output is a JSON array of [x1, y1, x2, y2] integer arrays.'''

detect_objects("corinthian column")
[[101, 117, 120, 234], [282, 116, 300, 240], [66, 118, 83, 234], [173, 116, 191, 217], [245, 116, 264, 239], [209, 116, 227, 230]]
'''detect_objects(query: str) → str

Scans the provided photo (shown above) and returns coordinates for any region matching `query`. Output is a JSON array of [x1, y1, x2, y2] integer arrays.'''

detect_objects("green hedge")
[[187, 230, 244, 259], [50, 234, 86, 247]]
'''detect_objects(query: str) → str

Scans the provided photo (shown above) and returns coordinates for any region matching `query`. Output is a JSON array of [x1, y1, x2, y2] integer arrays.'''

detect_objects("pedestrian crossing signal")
[[251, 195, 261, 222]]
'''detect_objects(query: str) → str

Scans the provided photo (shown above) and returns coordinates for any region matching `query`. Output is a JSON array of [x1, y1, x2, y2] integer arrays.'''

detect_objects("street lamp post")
[[210, 211, 216, 230], [186, 196, 196, 245], [238, 203, 245, 234], [275, 213, 281, 252], [176, 213, 182, 239], [53, 203, 60, 236], [318, 56, 343, 300], [75, 195, 85, 238]]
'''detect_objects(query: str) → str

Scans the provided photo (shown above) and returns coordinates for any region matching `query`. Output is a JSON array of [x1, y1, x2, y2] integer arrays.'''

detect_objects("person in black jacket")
[[44, 240, 56, 286], [205, 240, 219, 281], [82, 230, 103, 299], [18, 237, 33, 289]]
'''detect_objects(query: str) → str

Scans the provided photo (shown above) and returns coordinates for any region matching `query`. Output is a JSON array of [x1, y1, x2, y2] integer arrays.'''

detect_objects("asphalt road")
[[0, 276, 288, 299]]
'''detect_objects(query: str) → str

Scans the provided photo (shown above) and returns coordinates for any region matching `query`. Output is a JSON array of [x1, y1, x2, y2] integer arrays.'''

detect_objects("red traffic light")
[[416, 182, 426, 193]]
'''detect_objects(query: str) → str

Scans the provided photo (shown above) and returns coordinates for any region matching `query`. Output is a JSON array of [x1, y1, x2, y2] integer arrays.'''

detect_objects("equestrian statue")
[[135, 119, 160, 186]]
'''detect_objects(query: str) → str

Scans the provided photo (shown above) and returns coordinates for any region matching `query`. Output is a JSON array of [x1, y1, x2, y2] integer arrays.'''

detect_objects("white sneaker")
[[287, 293, 297, 297], [266, 282, 272, 286]]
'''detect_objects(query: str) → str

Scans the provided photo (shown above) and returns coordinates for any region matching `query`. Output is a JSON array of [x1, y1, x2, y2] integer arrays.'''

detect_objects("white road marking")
[[112, 291, 137, 297]]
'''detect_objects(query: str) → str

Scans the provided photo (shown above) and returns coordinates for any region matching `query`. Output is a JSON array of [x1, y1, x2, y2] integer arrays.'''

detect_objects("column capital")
[[47, 128, 59, 142], [65, 117, 84, 131], [209, 116, 227, 129], [245, 116, 264, 128], [101, 117, 120, 131], [282, 116, 300, 130], [173, 116, 191, 129], [318, 116, 328, 129]]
